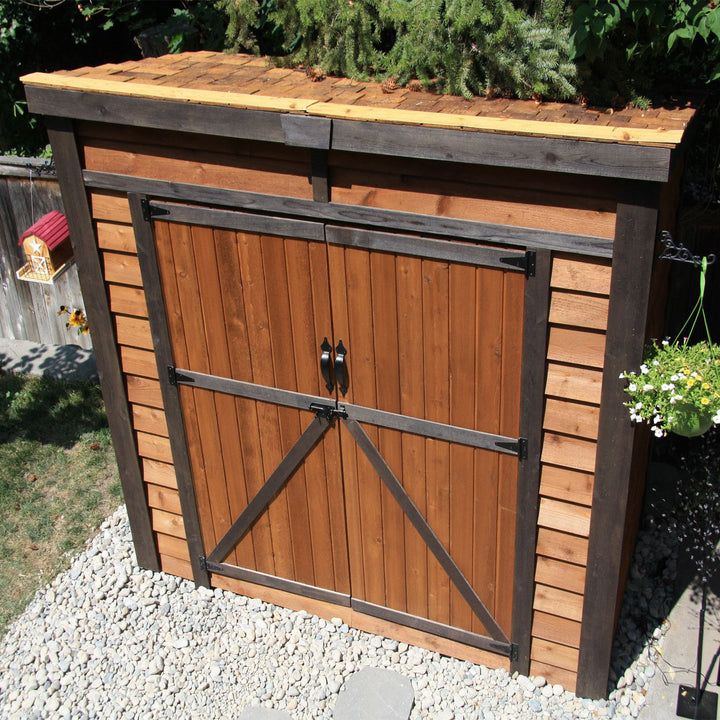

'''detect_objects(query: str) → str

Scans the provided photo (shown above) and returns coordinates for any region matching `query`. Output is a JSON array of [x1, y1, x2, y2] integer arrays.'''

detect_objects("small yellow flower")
[[701, 397, 710, 406], [702, 382, 711, 390], [686, 378, 696, 388]]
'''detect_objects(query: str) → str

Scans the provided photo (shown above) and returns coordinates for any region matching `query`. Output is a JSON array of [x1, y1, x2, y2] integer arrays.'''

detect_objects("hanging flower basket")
[[621, 256, 718, 438], [621, 340, 720, 438]]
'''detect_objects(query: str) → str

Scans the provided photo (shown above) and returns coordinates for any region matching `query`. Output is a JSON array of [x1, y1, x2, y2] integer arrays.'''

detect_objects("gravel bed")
[[0, 506, 671, 720]]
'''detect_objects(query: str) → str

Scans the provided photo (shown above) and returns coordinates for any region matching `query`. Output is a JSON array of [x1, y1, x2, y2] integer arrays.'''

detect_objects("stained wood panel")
[[156, 531, 189, 560], [151, 508, 186, 539], [545, 363, 603, 405], [546, 327, 606, 369], [532, 610, 582, 648], [536, 528, 589, 566], [539, 465, 594, 507], [330, 166, 616, 238], [89, 191, 131, 223], [96, 221, 137, 253], [147, 483, 182, 514], [136, 431, 173, 463], [543, 398, 599, 440], [83, 140, 313, 199], [153, 221, 350, 593], [551, 255, 612, 295], [114, 315, 153, 350], [102, 251, 142, 286], [142, 458, 177, 489], [132, 403, 168, 436], [549, 291, 609, 331], [535, 556, 586, 595], [120, 346, 158, 379], [108, 283, 148, 317], [328, 242, 523, 638], [126, 375, 163, 409]]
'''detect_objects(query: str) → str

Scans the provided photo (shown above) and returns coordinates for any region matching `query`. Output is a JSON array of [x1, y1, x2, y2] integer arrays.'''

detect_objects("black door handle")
[[320, 337, 334, 393], [334, 340, 348, 396]]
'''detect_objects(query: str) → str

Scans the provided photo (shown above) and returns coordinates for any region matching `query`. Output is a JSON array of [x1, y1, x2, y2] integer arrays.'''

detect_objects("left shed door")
[[141, 205, 351, 598]]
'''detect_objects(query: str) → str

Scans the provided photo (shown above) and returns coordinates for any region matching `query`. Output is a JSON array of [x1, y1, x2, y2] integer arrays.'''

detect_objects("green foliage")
[[570, 0, 720, 102], [0, 1, 224, 156], [219, 0, 578, 99]]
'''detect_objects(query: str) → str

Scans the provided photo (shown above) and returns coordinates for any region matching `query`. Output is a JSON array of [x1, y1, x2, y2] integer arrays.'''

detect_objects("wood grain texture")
[[125, 375, 163, 409], [136, 431, 173, 464], [142, 458, 177, 489], [545, 363, 603, 406], [107, 284, 148, 318], [120, 346, 158, 379], [546, 327, 606, 369], [89, 191, 131, 223], [531, 639, 579, 673], [539, 465, 594, 507], [551, 255, 612, 295], [96, 221, 137, 253], [155, 531, 189, 560], [114, 315, 153, 350], [543, 398, 600, 440], [534, 583, 584, 622], [532, 610, 582, 648], [160, 553, 193, 580], [537, 498, 592, 538], [536, 528, 589, 566], [151, 508, 186, 539], [549, 291, 609, 331], [541, 434, 597, 474], [102, 251, 142, 286], [535, 556, 586, 595], [131, 403, 168, 436]]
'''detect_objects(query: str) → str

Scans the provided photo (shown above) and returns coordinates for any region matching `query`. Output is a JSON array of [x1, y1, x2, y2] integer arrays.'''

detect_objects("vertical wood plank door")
[[151, 214, 350, 598], [326, 226, 525, 652]]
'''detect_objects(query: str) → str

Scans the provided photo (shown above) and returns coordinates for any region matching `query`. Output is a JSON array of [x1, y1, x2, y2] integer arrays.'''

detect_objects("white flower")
[[714, 411, 720, 425], [662, 339, 670, 346], [635, 402, 643, 410], [643, 384, 654, 392], [671, 374, 679, 382], [619, 372, 625, 379], [652, 426, 665, 438], [640, 364, 649, 375], [628, 383, 638, 392], [661, 383, 675, 391], [630, 411, 641, 422], [653, 414, 662, 424], [652, 360, 660, 366]]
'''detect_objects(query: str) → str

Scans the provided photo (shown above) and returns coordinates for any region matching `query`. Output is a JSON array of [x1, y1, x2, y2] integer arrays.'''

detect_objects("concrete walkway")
[[0, 338, 96, 381], [642, 463, 720, 719]]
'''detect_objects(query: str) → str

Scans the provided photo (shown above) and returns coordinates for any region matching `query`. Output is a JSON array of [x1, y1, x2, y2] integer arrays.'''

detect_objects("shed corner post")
[[43, 116, 160, 572], [127, 193, 211, 589], [511, 248, 552, 676], [575, 180, 661, 698]]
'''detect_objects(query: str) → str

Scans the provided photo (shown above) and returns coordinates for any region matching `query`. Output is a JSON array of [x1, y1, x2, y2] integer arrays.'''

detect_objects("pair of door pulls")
[[320, 338, 348, 395]]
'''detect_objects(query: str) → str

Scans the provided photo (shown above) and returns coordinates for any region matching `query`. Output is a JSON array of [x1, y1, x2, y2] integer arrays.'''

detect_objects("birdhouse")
[[16, 210, 72, 284]]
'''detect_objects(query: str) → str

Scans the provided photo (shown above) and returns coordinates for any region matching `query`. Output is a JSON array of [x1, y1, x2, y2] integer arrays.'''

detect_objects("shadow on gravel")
[[609, 435, 720, 695]]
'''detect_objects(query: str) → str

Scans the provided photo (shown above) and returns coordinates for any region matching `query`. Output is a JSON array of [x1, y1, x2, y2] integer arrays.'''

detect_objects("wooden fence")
[[0, 157, 91, 350]]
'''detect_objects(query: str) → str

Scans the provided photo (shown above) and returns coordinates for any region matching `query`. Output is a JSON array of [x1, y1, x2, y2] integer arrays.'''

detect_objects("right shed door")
[[325, 226, 526, 652]]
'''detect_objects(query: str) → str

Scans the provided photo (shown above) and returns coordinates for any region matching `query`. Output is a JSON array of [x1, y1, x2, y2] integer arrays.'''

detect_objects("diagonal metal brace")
[[207, 413, 331, 564], [343, 417, 510, 645]]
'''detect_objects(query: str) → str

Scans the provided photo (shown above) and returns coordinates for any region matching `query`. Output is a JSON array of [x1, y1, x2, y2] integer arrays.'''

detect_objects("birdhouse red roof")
[[19, 210, 69, 250]]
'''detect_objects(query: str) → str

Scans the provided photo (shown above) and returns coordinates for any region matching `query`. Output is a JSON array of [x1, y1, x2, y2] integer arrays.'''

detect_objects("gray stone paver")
[[333, 667, 414, 720]]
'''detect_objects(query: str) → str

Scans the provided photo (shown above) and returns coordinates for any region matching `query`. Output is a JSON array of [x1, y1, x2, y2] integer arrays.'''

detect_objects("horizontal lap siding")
[[328, 152, 618, 239], [86, 187, 190, 568], [530, 253, 612, 692]]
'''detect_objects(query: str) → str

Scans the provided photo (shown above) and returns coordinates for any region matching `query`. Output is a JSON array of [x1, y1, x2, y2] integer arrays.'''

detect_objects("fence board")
[[0, 160, 92, 350]]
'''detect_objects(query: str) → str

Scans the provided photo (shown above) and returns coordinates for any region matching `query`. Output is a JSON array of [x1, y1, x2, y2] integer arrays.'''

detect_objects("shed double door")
[[135, 200, 527, 659]]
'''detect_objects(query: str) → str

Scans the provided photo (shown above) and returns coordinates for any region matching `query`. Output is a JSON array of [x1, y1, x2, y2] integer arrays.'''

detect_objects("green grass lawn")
[[0, 372, 122, 636]]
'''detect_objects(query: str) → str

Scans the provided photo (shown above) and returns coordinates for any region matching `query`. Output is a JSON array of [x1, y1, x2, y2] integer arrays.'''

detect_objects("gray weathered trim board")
[[575, 183, 660, 698], [150, 201, 325, 241], [330, 119, 672, 183], [325, 225, 528, 271], [84, 171, 614, 257], [171, 367, 521, 453], [44, 119, 159, 571], [25, 85, 673, 181]]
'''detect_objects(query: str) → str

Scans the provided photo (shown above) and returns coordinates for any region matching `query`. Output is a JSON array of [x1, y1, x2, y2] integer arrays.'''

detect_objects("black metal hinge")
[[495, 437, 528, 460], [500, 251, 536, 277], [309, 402, 348, 421], [167, 365, 194, 386], [140, 198, 171, 223]]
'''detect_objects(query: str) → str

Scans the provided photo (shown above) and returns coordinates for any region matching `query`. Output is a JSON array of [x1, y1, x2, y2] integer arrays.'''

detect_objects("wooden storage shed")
[[22, 52, 695, 698]]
